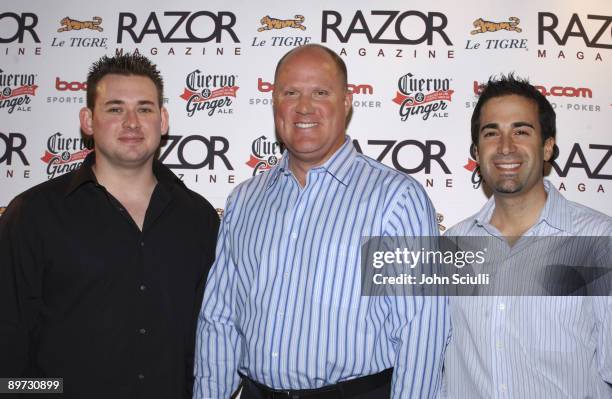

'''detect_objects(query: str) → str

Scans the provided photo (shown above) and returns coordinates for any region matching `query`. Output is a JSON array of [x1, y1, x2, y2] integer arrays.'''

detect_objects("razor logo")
[[0, 132, 29, 166], [117, 11, 239, 43], [0, 12, 40, 43], [538, 13, 612, 49], [353, 139, 450, 174], [322, 10, 452, 45], [551, 143, 612, 180], [159, 135, 233, 170]]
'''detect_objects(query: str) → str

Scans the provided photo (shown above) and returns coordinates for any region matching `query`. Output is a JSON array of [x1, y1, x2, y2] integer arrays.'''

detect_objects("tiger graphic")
[[258, 15, 306, 32], [470, 17, 521, 35], [57, 16, 103, 32]]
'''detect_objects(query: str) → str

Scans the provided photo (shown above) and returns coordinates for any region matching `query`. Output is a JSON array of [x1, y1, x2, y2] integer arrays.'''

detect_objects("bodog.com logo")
[[40, 132, 93, 179], [472, 81, 599, 112], [0, 69, 37, 114], [392, 73, 453, 121], [180, 69, 238, 117]]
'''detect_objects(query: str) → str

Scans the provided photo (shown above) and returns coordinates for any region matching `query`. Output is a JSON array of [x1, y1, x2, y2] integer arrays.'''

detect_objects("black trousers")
[[239, 369, 392, 399], [240, 383, 390, 399]]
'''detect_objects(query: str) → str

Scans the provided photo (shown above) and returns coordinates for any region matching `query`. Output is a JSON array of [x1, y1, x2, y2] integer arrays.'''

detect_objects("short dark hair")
[[470, 73, 558, 161], [86, 53, 164, 109], [274, 44, 348, 89]]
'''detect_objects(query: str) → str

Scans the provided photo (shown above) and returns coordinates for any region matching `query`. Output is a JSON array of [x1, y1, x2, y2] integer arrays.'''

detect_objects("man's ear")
[[79, 107, 94, 137], [543, 137, 555, 162], [344, 90, 353, 117], [160, 106, 169, 136]]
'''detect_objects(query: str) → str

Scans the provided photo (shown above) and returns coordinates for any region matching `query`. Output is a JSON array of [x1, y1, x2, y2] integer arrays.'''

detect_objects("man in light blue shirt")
[[194, 44, 449, 399], [442, 74, 612, 398]]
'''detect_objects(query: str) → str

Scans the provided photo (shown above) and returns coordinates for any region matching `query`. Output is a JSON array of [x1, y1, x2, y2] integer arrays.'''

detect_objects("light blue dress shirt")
[[442, 180, 612, 398], [194, 137, 449, 399]]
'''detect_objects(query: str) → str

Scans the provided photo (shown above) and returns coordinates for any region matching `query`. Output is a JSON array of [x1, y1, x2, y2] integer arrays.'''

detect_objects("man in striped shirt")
[[442, 75, 612, 398], [193, 44, 449, 399]]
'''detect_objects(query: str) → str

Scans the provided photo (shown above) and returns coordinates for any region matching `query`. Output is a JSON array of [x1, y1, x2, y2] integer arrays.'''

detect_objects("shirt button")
[[140, 241, 145, 247], [291, 232, 297, 239], [138, 374, 144, 380], [139, 328, 146, 335], [499, 303, 506, 311], [139, 284, 146, 291], [500, 383, 507, 392], [272, 352, 278, 358], [496, 341, 503, 349]]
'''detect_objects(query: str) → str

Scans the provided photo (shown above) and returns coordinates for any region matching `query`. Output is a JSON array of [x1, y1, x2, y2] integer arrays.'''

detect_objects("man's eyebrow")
[[480, 122, 498, 132], [512, 121, 535, 129], [102, 100, 156, 106], [480, 121, 535, 132], [104, 100, 124, 106]]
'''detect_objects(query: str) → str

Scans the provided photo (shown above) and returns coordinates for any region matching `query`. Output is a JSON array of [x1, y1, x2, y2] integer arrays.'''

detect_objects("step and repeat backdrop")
[[1, 0, 610, 228]]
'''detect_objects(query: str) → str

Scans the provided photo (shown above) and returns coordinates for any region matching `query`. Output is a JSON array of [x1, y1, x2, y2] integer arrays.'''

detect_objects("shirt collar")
[[266, 136, 357, 190], [473, 179, 574, 234], [66, 151, 184, 196], [538, 179, 574, 234], [65, 151, 98, 195]]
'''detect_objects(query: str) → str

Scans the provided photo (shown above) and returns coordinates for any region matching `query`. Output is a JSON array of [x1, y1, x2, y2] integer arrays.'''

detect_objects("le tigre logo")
[[50, 15, 107, 49], [471, 17, 521, 35], [258, 15, 306, 32], [57, 16, 103, 32], [464, 15, 527, 51]]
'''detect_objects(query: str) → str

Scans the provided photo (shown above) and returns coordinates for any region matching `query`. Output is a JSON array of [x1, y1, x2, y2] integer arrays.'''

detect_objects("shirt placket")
[[105, 189, 152, 388], [489, 244, 510, 399], [269, 172, 319, 370]]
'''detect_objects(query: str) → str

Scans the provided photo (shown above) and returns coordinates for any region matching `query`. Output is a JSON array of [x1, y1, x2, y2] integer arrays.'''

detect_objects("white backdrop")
[[1, 0, 610, 228]]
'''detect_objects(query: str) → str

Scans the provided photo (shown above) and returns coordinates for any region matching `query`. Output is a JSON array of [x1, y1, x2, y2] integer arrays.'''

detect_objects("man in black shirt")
[[0, 54, 219, 398]]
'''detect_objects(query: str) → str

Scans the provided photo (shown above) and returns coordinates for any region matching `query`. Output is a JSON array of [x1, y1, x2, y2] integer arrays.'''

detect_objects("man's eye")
[[108, 107, 122, 113], [139, 108, 153, 113], [284, 90, 297, 96], [482, 131, 497, 138], [515, 130, 529, 136]]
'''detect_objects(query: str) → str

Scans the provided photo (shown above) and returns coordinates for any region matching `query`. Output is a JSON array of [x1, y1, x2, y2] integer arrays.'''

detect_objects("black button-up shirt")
[[0, 153, 219, 399]]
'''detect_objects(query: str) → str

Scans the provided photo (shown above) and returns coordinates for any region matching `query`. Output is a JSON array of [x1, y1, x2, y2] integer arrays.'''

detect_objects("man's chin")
[[493, 182, 523, 195]]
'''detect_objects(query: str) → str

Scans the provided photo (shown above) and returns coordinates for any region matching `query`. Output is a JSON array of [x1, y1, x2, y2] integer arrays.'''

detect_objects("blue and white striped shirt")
[[442, 180, 612, 398], [194, 137, 449, 399]]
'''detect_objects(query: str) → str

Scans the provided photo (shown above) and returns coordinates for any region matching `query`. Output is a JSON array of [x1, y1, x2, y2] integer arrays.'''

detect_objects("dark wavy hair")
[[86, 53, 164, 109], [470, 73, 558, 161]]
